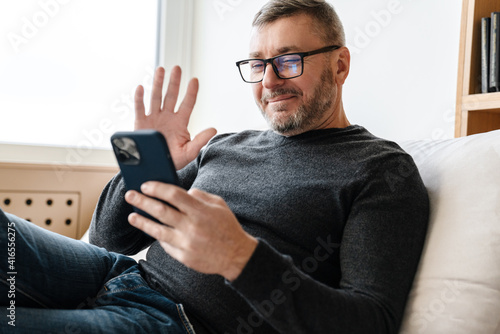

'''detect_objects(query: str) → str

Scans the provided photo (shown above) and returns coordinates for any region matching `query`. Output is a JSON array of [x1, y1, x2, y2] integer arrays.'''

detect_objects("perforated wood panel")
[[0, 162, 118, 239]]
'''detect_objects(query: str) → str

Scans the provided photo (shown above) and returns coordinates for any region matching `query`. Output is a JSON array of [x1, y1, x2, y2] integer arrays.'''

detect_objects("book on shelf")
[[482, 17, 490, 93], [489, 12, 500, 92]]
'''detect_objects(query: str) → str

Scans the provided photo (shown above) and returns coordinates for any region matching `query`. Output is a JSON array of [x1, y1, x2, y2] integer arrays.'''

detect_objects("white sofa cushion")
[[398, 130, 500, 334], [81, 229, 148, 262]]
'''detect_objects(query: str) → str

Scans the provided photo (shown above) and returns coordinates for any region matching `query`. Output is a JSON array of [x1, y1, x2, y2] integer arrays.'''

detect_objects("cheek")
[[252, 85, 262, 103], [296, 78, 317, 100]]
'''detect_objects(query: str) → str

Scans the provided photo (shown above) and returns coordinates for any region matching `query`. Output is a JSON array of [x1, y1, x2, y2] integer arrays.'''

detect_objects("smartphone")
[[111, 129, 179, 223]]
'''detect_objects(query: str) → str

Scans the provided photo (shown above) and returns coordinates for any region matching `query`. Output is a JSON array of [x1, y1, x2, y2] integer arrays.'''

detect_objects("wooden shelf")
[[462, 92, 500, 110], [456, 0, 500, 136]]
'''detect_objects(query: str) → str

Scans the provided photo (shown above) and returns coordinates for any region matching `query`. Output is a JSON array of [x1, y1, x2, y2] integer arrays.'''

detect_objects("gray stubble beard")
[[259, 67, 335, 136]]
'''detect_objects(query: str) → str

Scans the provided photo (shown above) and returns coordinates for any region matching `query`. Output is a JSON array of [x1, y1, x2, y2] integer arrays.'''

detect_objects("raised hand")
[[134, 66, 217, 170]]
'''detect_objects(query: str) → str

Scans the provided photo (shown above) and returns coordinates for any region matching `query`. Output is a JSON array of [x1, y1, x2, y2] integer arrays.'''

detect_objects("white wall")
[[189, 0, 268, 135], [0, 0, 464, 165], [189, 0, 462, 142]]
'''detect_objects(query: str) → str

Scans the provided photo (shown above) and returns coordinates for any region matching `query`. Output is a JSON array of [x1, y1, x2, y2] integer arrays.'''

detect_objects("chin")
[[259, 103, 312, 136], [267, 114, 308, 136], [273, 128, 306, 137]]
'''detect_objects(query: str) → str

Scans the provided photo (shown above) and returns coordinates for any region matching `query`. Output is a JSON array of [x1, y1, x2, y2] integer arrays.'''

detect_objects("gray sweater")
[[90, 125, 429, 334]]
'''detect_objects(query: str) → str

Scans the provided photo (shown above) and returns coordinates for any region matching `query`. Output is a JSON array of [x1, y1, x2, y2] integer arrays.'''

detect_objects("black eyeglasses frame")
[[235, 45, 341, 83]]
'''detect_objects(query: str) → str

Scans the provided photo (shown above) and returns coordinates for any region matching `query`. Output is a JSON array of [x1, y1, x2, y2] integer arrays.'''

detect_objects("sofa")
[[81, 129, 500, 333], [398, 129, 500, 334]]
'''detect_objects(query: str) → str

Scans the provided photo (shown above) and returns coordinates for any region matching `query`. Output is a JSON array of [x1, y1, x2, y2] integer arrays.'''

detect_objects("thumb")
[[192, 128, 217, 149], [188, 188, 223, 205], [186, 127, 217, 158], [173, 128, 217, 170]]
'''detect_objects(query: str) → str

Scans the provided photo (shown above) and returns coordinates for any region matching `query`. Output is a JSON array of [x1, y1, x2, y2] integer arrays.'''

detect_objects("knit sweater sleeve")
[[88, 172, 154, 254], [228, 152, 429, 334], [89, 160, 200, 254]]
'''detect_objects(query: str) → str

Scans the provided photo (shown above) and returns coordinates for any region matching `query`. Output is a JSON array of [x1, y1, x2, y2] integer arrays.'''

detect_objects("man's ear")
[[335, 47, 350, 85]]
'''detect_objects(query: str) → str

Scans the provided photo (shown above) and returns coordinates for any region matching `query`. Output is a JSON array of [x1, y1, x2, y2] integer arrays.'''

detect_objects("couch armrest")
[[398, 130, 500, 334]]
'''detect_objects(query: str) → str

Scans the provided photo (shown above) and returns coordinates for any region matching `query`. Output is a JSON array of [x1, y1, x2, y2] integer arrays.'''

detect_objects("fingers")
[[125, 189, 183, 227], [177, 77, 199, 118], [141, 65, 201, 120], [128, 212, 177, 245], [140, 182, 200, 214], [162, 66, 182, 113], [134, 85, 146, 123], [125, 182, 202, 221], [150, 67, 166, 113], [188, 188, 223, 205]]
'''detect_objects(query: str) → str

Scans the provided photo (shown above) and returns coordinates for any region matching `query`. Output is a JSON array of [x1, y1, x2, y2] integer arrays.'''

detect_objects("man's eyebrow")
[[248, 46, 301, 59], [249, 51, 261, 58]]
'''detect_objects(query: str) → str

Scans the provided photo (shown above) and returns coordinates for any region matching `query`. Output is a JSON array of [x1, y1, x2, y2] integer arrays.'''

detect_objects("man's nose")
[[261, 63, 285, 89]]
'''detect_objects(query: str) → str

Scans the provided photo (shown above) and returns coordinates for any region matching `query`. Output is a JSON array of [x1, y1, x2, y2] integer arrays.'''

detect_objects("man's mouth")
[[262, 89, 302, 105], [266, 94, 296, 104]]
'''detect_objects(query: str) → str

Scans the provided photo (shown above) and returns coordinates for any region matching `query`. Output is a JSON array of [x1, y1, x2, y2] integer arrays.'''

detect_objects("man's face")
[[249, 14, 340, 136]]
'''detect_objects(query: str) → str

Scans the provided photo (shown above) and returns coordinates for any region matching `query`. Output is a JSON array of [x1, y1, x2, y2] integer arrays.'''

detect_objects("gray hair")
[[252, 0, 346, 46]]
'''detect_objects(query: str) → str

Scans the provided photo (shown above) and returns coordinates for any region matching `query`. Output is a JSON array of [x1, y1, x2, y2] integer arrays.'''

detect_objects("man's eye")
[[280, 56, 301, 64], [250, 62, 264, 71]]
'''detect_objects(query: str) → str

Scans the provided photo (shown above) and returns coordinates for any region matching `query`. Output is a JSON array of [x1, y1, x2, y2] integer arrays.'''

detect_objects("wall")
[[189, 0, 462, 141], [0, 0, 463, 163]]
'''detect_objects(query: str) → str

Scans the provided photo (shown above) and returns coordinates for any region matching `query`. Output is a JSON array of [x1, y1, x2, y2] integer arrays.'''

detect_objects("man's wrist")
[[223, 235, 259, 282]]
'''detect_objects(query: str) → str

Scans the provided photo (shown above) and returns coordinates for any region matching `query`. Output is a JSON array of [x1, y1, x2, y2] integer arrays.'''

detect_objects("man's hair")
[[252, 0, 346, 46]]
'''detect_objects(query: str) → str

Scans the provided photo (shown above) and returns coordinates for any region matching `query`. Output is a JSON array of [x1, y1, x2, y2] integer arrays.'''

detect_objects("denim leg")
[[0, 209, 136, 309], [6, 267, 195, 334], [0, 209, 195, 333]]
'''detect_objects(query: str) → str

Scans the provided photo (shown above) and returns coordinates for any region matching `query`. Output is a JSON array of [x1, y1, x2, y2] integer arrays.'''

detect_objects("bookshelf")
[[456, 0, 500, 136]]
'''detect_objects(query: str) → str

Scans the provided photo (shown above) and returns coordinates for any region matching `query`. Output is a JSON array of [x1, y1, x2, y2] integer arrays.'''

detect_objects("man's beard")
[[259, 67, 335, 136]]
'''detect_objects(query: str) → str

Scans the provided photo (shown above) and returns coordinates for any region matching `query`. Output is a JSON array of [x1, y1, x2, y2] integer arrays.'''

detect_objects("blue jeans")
[[0, 209, 196, 334]]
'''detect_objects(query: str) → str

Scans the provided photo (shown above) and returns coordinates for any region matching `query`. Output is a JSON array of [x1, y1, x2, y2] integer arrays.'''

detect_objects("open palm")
[[134, 66, 216, 170]]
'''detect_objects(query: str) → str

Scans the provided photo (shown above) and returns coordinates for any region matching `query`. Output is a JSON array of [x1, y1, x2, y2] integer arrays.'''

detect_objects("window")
[[0, 0, 158, 150]]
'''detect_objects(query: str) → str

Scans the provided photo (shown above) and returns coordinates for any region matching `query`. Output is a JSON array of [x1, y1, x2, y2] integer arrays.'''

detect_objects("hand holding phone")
[[111, 129, 179, 223]]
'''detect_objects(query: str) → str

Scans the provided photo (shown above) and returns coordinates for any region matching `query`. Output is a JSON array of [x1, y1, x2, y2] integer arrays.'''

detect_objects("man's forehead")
[[248, 15, 321, 58], [249, 45, 301, 59]]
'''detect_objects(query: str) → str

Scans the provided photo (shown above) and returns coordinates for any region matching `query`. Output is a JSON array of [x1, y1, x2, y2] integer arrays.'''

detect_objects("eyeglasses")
[[235, 45, 341, 83]]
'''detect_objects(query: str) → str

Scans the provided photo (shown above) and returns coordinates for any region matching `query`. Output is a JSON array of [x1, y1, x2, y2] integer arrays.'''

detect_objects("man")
[[1, 1, 429, 333]]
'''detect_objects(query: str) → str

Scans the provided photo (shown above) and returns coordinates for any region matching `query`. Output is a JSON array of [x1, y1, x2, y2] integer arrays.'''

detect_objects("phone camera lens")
[[117, 151, 130, 163]]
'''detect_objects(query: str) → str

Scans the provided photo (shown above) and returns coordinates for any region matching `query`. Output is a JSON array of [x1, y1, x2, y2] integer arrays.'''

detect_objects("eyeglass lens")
[[239, 54, 302, 82]]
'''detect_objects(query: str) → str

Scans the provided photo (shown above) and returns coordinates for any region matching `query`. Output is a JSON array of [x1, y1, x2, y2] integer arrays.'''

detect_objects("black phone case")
[[110, 129, 179, 223]]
